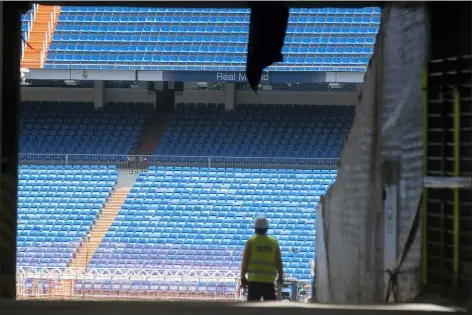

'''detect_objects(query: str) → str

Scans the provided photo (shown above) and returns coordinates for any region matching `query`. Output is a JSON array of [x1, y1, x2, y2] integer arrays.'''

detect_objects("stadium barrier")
[[36, 64, 368, 72], [16, 266, 242, 301], [19, 154, 339, 170]]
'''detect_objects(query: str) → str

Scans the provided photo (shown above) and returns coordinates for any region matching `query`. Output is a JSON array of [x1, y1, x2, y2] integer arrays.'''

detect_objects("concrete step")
[[68, 187, 131, 269]]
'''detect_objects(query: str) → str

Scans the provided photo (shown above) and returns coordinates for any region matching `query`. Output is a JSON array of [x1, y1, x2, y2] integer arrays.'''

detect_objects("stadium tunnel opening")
[[0, 0, 470, 312]]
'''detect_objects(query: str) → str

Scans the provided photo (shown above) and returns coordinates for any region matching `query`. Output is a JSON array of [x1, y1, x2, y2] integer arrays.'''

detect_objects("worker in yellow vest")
[[240, 216, 284, 301]]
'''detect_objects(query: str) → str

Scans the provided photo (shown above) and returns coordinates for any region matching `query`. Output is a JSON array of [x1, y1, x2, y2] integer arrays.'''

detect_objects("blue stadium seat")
[[45, 7, 381, 71], [19, 101, 152, 157], [88, 166, 333, 282], [17, 165, 118, 267], [154, 104, 353, 160]]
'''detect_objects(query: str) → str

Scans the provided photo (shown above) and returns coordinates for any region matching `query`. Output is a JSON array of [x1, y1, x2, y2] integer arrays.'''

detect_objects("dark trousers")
[[247, 281, 276, 301]]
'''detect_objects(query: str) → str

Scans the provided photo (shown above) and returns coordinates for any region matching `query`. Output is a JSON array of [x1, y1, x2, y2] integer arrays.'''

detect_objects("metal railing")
[[16, 266, 242, 301], [19, 153, 339, 170], [40, 63, 368, 72]]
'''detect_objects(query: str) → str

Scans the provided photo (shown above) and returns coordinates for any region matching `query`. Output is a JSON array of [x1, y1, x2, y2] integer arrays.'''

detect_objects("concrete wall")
[[21, 87, 156, 104], [176, 90, 357, 105], [21, 86, 357, 106]]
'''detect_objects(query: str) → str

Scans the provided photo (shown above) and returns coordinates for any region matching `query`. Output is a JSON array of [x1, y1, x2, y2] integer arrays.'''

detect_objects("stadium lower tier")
[[17, 165, 119, 267], [89, 166, 332, 281]]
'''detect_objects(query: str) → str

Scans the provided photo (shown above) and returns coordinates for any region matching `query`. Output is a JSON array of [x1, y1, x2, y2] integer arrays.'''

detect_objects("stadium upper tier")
[[46, 6, 381, 71], [20, 101, 151, 157], [155, 104, 353, 160], [89, 166, 327, 281], [17, 165, 118, 267]]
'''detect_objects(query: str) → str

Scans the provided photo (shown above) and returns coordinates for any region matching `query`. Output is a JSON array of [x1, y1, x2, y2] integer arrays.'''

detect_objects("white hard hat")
[[254, 216, 269, 229]]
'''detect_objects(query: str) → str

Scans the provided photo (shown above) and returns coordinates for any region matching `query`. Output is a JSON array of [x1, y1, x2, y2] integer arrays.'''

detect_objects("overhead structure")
[[0, 1, 471, 305]]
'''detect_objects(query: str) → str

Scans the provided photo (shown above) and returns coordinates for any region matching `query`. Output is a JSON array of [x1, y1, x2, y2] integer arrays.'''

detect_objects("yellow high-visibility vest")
[[247, 235, 278, 283]]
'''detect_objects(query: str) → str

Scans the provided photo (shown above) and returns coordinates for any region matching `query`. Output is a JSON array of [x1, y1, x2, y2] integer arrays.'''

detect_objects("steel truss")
[[16, 266, 240, 282]]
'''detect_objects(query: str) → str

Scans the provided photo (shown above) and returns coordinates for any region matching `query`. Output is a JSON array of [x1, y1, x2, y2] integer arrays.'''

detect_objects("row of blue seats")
[[21, 142, 136, 148], [19, 155, 134, 162], [162, 128, 345, 135], [20, 170, 116, 176], [19, 176, 116, 182], [151, 156, 340, 163], [161, 131, 345, 138], [18, 209, 102, 215], [170, 117, 351, 124], [52, 33, 375, 45], [148, 166, 334, 173], [49, 43, 374, 55], [22, 119, 144, 125], [112, 221, 315, 229], [20, 191, 111, 198], [135, 181, 330, 187], [23, 115, 145, 121], [46, 54, 368, 66], [158, 146, 342, 154], [18, 237, 82, 244], [165, 128, 349, 134], [61, 6, 380, 14], [55, 24, 378, 35], [158, 141, 343, 148], [169, 120, 349, 126], [21, 148, 136, 155], [58, 14, 380, 24], [136, 182, 330, 188], [155, 149, 339, 157], [113, 218, 314, 225], [47, 53, 369, 65], [21, 165, 116, 170], [22, 138, 138, 145], [173, 110, 352, 116], [148, 166, 335, 173]]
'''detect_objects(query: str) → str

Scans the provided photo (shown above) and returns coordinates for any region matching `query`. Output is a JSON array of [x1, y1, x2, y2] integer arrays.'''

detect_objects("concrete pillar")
[[224, 83, 236, 110], [93, 80, 105, 108], [0, 1, 23, 299]]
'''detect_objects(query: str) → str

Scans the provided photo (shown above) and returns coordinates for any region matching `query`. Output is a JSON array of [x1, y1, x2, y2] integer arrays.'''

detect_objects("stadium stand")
[[155, 104, 353, 160], [46, 7, 380, 71], [20, 101, 152, 158], [88, 166, 329, 283], [16, 97, 351, 298], [16, 2, 370, 301], [17, 165, 119, 267]]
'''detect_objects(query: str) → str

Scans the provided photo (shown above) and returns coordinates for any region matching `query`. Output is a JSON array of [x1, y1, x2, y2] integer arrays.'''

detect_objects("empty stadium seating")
[[88, 166, 330, 282], [46, 7, 380, 71], [155, 104, 353, 160], [17, 165, 119, 267], [20, 101, 151, 158]]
